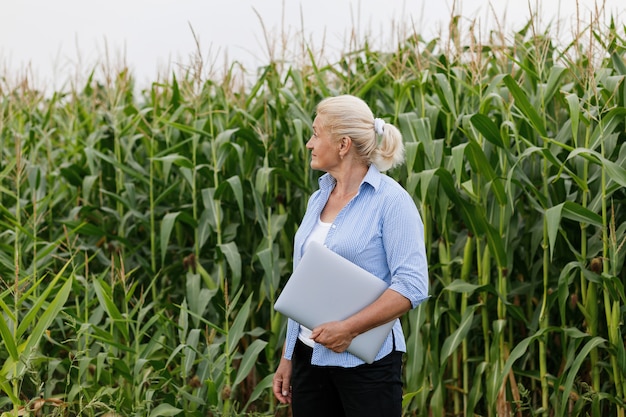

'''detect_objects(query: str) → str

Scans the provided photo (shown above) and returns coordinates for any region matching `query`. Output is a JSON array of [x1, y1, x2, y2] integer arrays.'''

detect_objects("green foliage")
[[0, 13, 625, 417]]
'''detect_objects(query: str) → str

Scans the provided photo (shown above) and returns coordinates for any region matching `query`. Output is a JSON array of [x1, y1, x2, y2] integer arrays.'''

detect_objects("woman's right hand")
[[273, 357, 293, 404]]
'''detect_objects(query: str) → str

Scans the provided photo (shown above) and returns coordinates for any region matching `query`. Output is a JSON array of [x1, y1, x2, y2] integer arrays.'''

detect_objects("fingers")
[[272, 375, 292, 404], [311, 322, 351, 352], [310, 327, 321, 339], [273, 359, 293, 404]]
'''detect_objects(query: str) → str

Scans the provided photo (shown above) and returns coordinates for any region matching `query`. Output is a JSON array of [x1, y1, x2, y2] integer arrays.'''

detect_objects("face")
[[306, 116, 341, 171]]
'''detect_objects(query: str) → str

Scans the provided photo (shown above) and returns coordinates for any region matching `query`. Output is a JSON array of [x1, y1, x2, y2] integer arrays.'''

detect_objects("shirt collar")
[[318, 164, 382, 191]]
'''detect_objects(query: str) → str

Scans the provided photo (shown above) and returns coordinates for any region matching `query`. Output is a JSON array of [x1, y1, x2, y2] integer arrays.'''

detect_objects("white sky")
[[0, 0, 623, 91]]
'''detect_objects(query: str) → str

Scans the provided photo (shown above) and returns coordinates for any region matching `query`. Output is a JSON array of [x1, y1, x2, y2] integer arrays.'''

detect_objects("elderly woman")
[[273, 95, 429, 417]]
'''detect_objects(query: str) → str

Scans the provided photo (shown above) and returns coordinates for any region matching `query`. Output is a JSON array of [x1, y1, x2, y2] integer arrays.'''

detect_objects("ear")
[[339, 136, 352, 151]]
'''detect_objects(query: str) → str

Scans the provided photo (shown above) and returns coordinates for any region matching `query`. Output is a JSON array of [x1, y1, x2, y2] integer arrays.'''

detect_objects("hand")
[[310, 321, 355, 353], [272, 357, 292, 404]]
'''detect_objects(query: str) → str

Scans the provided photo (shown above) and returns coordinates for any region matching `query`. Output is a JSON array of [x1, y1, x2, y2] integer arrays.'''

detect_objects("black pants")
[[291, 340, 404, 417]]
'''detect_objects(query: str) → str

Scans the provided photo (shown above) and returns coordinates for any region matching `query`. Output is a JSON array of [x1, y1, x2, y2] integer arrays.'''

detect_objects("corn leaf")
[[440, 305, 478, 366], [227, 293, 252, 356], [22, 276, 73, 357], [233, 339, 268, 386], [160, 211, 181, 265], [148, 404, 182, 417], [503, 74, 547, 137], [93, 279, 130, 341], [470, 113, 504, 148], [557, 337, 606, 416], [219, 242, 242, 288], [0, 311, 18, 362]]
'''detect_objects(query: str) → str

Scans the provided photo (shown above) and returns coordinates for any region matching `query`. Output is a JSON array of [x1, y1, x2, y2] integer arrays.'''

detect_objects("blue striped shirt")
[[283, 164, 429, 367]]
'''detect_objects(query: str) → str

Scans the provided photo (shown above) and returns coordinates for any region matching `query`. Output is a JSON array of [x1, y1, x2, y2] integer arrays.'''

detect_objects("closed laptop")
[[274, 241, 394, 363]]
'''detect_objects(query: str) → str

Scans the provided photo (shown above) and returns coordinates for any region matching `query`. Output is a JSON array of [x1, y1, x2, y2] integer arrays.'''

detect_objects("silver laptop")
[[274, 241, 395, 363]]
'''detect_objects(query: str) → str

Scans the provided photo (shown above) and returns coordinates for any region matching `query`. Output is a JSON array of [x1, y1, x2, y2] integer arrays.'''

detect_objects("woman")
[[273, 95, 429, 417]]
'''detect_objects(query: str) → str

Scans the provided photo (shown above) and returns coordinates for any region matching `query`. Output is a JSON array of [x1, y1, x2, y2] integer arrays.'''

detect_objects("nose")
[[306, 136, 314, 149]]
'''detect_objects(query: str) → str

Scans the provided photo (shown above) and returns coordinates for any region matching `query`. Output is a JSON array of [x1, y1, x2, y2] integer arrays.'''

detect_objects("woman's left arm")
[[310, 288, 410, 353]]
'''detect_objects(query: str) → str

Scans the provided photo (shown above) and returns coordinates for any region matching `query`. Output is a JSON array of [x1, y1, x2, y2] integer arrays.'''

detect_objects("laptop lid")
[[274, 241, 394, 363]]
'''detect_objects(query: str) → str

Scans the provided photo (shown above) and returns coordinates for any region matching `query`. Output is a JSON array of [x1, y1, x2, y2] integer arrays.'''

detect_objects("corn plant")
[[1, 9, 625, 417]]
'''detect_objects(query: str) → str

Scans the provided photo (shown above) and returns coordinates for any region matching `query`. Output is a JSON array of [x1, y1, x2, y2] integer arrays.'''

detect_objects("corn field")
[[1, 12, 625, 417]]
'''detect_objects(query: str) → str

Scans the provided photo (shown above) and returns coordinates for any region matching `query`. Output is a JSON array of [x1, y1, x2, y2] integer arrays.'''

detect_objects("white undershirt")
[[298, 217, 332, 347]]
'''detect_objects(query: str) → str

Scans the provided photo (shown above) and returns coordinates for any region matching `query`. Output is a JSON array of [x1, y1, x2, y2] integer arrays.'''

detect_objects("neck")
[[331, 163, 368, 197]]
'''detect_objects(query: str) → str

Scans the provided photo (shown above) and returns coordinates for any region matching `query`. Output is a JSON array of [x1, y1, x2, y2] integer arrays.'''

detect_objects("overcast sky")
[[1, 0, 623, 90]]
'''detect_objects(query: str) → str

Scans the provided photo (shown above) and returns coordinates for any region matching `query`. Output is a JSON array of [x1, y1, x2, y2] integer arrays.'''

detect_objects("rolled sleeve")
[[384, 192, 429, 308]]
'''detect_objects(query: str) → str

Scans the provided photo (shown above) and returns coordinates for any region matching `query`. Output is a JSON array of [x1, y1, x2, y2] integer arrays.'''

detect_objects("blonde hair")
[[315, 95, 404, 171]]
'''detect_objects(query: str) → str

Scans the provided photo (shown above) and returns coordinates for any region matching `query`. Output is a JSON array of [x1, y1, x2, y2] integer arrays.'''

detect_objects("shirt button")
[[332, 224, 336, 228]]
